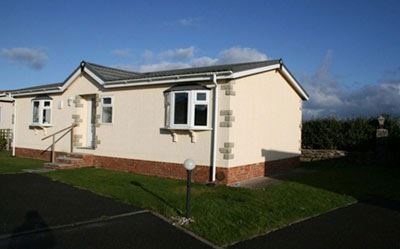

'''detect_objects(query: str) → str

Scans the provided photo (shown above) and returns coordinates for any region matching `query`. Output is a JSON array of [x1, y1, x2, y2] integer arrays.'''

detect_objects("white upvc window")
[[32, 100, 52, 126], [167, 90, 210, 129], [101, 96, 113, 124]]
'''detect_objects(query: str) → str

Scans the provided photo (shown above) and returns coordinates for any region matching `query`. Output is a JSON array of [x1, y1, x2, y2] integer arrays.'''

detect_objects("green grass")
[[42, 168, 355, 246], [0, 151, 45, 173], [288, 159, 400, 202]]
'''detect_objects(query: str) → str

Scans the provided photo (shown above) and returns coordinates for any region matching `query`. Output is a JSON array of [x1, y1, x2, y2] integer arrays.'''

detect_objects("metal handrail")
[[42, 124, 77, 140], [42, 124, 78, 163]]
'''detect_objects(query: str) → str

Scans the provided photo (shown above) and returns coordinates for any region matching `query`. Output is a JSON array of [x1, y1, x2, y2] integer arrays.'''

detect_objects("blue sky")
[[1, 0, 399, 118]]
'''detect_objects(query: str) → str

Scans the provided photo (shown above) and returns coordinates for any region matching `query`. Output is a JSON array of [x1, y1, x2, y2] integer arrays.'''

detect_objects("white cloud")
[[190, 56, 218, 67], [178, 18, 199, 27], [113, 64, 138, 72], [159, 46, 195, 60], [165, 18, 201, 27], [218, 47, 268, 64], [111, 49, 131, 58], [303, 50, 400, 119], [138, 61, 190, 72], [114, 46, 268, 72], [142, 49, 153, 61], [0, 47, 48, 70]]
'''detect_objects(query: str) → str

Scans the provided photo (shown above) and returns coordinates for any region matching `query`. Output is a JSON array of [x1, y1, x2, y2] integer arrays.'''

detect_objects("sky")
[[0, 0, 399, 119]]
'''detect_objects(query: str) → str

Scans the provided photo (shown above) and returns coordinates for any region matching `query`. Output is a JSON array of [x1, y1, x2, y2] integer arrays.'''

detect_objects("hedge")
[[302, 115, 400, 152]]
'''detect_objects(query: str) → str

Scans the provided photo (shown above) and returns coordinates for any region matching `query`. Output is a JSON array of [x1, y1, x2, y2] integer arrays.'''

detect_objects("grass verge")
[[0, 151, 44, 174], [42, 167, 354, 246]]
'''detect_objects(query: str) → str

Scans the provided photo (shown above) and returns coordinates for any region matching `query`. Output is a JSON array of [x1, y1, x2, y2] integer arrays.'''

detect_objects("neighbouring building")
[[7, 60, 309, 184], [0, 92, 14, 130]]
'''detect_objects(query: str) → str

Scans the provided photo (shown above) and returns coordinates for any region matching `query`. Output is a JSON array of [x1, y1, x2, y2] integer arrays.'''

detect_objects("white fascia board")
[[60, 67, 104, 92], [103, 76, 217, 89], [104, 70, 233, 85], [13, 67, 106, 97], [83, 67, 104, 85], [280, 65, 309, 100], [229, 64, 281, 79], [11, 89, 63, 97], [0, 97, 15, 102], [59, 68, 81, 91]]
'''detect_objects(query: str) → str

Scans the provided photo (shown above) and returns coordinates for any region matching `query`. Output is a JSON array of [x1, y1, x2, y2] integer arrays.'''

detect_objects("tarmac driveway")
[[230, 199, 400, 249], [0, 173, 212, 249]]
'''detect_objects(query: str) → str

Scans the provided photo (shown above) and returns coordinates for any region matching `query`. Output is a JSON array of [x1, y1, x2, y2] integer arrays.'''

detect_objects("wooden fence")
[[0, 129, 13, 151]]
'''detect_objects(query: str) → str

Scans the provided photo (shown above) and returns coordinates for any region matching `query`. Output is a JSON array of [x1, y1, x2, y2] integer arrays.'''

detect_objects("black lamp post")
[[183, 159, 196, 219]]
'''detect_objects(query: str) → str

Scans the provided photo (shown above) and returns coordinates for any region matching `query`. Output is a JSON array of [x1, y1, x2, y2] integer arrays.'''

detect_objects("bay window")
[[166, 89, 210, 129]]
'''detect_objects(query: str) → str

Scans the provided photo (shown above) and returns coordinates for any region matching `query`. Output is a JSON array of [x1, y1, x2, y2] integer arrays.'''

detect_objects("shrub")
[[302, 115, 400, 152], [0, 137, 7, 151]]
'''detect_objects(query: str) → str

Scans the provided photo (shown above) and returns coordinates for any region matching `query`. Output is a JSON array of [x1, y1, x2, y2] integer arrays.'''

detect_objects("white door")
[[86, 97, 96, 148]]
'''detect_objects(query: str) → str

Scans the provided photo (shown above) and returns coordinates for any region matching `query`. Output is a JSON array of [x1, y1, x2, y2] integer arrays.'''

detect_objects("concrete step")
[[43, 153, 94, 170], [69, 153, 85, 159], [56, 156, 84, 165], [43, 162, 75, 169]]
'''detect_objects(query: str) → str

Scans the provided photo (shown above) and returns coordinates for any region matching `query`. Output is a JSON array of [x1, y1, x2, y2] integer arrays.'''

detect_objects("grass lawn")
[[0, 151, 45, 173], [286, 159, 400, 202], [42, 167, 355, 246], [5, 154, 397, 246]]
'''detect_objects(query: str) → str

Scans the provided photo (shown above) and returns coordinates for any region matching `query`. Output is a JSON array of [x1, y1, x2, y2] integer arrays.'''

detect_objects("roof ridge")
[[83, 61, 141, 74], [141, 59, 281, 74]]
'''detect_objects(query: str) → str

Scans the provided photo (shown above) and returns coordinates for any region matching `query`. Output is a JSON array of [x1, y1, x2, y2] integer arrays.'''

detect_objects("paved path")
[[230, 200, 400, 249], [0, 173, 213, 249]]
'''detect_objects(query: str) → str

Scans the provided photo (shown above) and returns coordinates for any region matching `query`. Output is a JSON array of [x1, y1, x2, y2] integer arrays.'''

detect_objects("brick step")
[[43, 153, 94, 170], [56, 156, 84, 165], [69, 153, 86, 159]]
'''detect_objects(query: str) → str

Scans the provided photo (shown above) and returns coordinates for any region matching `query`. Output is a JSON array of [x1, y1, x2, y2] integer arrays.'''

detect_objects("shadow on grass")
[[130, 181, 183, 215], [272, 152, 400, 211]]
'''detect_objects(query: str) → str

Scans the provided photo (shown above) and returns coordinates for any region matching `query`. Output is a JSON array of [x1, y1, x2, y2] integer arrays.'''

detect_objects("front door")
[[86, 97, 96, 148]]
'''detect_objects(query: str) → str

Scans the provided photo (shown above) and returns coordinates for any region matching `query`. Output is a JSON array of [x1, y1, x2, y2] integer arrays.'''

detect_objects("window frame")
[[101, 96, 114, 124], [31, 99, 52, 126], [168, 90, 210, 130], [191, 90, 209, 129]]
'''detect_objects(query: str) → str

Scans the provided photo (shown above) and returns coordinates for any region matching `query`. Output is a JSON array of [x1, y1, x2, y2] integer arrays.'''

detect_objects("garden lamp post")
[[183, 159, 196, 219], [378, 115, 385, 128]]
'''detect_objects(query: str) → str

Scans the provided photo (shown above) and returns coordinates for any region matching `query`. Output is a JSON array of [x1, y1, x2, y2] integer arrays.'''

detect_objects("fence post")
[[51, 136, 55, 163], [70, 126, 74, 153]]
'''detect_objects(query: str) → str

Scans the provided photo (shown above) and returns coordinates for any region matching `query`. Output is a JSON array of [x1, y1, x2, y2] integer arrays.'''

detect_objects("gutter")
[[211, 73, 218, 182], [10, 94, 16, 156], [103, 71, 233, 89]]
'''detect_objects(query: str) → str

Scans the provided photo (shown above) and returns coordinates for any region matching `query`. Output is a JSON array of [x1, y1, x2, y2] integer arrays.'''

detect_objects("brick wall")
[[15, 147, 299, 185], [15, 147, 67, 161]]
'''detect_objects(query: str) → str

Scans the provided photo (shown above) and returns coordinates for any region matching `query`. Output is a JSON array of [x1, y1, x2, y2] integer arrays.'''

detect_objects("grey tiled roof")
[[11, 59, 283, 93], [12, 82, 63, 92], [84, 62, 141, 81], [84, 59, 281, 81], [139, 60, 281, 78]]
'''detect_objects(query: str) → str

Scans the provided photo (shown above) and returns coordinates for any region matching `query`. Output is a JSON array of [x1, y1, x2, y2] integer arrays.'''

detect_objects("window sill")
[[162, 127, 212, 131], [29, 124, 53, 128]]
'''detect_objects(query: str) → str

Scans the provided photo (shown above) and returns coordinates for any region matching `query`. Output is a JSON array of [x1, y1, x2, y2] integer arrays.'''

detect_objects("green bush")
[[302, 116, 400, 152], [0, 137, 7, 151]]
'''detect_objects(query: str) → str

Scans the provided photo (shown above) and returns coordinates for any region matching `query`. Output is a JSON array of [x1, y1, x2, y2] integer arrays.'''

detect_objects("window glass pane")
[[194, 104, 207, 126], [174, 93, 188, 124], [103, 97, 112, 105], [44, 101, 51, 107], [43, 108, 51, 124], [197, 93, 206, 101], [102, 106, 112, 123], [33, 102, 39, 123]]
